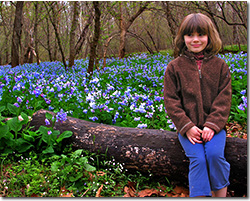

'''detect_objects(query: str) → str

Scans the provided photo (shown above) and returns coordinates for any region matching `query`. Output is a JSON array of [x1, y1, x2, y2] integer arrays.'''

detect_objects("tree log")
[[30, 109, 247, 196]]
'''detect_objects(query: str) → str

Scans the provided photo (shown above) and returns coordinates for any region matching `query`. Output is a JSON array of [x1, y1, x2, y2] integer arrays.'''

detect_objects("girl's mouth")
[[192, 44, 201, 48]]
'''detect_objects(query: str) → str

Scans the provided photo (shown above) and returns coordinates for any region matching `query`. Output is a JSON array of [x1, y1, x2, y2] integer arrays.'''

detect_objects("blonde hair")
[[174, 13, 222, 57]]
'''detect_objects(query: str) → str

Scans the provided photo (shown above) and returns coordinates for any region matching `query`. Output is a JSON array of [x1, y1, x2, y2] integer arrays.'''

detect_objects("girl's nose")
[[193, 35, 199, 42]]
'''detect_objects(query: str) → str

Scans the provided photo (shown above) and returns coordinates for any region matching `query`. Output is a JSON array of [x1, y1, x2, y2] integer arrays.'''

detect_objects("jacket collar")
[[181, 49, 213, 61]]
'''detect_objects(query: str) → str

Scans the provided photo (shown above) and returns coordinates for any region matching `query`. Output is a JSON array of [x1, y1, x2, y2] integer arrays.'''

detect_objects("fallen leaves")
[[226, 122, 247, 139], [122, 181, 189, 197], [59, 186, 74, 197], [95, 184, 104, 197]]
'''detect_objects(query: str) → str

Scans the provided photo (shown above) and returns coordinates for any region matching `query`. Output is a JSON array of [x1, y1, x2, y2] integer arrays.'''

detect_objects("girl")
[[163, 13, 231, 197]]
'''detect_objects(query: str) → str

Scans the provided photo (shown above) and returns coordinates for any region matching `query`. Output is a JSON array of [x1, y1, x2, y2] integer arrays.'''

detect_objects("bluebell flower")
[[56, 109, 67, 122], [14, 103, 19, 107], [134, 117, 140, 121], [89, 116, 98, 121], [45, 119, 50, 126], [137, 123, 147, 129], [134, 104, 146, 113], [240, 90, 246, 95], [167, 119, 176, 130], [17, 97, 23, 103], [145, 112, 153, 118], [238, 104, 245, 111]]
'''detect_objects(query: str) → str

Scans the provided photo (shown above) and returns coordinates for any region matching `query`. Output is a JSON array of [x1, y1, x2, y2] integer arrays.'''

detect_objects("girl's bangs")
[[183, 17, 208, 35]]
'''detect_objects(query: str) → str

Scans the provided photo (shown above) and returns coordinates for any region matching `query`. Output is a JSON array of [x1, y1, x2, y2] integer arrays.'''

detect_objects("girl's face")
[[184, 32, 208, 53]]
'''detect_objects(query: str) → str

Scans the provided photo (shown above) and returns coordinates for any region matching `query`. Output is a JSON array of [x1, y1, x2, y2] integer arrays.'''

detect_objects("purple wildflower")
[[17, 97, 23, 103], [137, 123, 147, 129], [56, 109, 67, 122], [89, 116, 98, 121], [45, 119, 50, 126]]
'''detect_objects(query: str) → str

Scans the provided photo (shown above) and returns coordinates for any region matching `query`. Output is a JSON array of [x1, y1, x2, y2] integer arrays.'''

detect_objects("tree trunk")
[[87, 1, 101, 75], [103, 33, 119, 68], [119, 2, 126, 59], [232, 4, 241, 50], [118, 2, 150, 59], [161, 1, 177, 48], [68, 1, 80, 68], [45, 16, 52, 62], [34, 1, 40, 65], [30, 109, 247, 196], [74, 14, 93, 59], [11, 1, 24, 68]]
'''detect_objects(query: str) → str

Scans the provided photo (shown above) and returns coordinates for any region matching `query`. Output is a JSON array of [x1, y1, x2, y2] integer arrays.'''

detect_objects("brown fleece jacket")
[[164, 51, 232, 136]]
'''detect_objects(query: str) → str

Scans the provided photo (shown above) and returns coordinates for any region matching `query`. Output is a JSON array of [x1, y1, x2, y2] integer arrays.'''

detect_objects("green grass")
[[223, 44, 247, 52]]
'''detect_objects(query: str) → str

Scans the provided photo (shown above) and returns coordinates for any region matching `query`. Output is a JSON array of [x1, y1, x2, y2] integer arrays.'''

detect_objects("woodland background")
[[0, 1, 247, 197], [0, 1, 247, 71]]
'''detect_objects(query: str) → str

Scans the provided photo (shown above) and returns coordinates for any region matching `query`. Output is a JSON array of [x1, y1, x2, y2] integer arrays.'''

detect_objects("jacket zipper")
[[197, 61, 203, 79]]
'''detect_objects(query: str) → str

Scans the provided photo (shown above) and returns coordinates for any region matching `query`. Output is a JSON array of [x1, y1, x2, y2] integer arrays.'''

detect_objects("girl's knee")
[[206, 150, 222, 161], [190, 155, 207, 168]]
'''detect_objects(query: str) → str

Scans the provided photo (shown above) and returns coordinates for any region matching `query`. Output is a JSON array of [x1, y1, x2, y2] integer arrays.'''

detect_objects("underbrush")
[[0, 146, 175, 197]]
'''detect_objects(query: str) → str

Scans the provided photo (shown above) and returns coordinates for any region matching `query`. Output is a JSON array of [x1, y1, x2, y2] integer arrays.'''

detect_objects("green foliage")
[[0, 104, 72, 155], [0, 149, 173, 197]]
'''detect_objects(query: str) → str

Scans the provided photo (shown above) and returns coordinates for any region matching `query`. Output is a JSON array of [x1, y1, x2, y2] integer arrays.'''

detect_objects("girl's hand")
[[202, 127, 214, 142], [186, 126, 203, 145]]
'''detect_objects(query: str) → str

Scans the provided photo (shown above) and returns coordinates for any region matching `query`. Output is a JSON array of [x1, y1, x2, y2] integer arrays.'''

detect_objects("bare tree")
[[107, 2, 150, 59], [0, 2, 14, 65], [11, 1, 24, 67], [88, 1, 101, 75], [161, 1, 178, 48], [34, 1, 40, 65], [69, 1, 80, 68], [44, 1, 68, 69]]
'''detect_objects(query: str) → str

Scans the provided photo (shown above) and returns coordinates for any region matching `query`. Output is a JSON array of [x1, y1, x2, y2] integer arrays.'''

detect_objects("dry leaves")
[[122, 181, 189, 197], [59, 186, 74, 197], [95, 184, 104, 197], [226, 122, 247, 139]]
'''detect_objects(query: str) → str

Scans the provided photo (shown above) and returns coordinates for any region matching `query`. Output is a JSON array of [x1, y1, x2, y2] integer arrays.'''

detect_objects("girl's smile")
[[184, 32, 208, 53]]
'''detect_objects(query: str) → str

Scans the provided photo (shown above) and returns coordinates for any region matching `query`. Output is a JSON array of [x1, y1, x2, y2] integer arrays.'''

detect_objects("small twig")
[[81, 188, 89, 197]]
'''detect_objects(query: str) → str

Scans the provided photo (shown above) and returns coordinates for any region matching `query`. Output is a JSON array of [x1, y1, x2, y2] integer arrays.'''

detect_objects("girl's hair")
[[174, 13, 222, 57]]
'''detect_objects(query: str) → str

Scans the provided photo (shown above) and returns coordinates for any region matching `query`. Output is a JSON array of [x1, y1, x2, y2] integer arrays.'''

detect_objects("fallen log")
[[30, 109, 247, 196]]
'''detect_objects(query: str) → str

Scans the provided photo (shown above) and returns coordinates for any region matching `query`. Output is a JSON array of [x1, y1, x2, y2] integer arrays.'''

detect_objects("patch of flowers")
[[0, 52, 247, 131]]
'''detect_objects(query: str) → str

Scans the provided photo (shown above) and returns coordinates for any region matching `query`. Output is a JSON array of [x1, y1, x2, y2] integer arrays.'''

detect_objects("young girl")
[[164, 13, 231, 197]]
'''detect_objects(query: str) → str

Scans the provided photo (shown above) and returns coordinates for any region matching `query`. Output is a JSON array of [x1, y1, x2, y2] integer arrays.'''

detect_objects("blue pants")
[[178, 129, 230, 197]]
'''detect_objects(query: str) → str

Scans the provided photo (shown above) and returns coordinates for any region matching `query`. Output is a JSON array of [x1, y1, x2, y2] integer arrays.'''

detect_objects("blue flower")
[[56, 109, 67, 122], [240, 90, 246, 95], [137, 123, 147, 129], [17, 97, 23, 103], [134, 117, 140, 121], [89, 116, 98, 121], [45, 119, 50, 126], [14, 103, 19, 107]]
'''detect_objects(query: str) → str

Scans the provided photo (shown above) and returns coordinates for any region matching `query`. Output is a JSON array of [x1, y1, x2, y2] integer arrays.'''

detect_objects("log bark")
[[30, 109, 247, 196]]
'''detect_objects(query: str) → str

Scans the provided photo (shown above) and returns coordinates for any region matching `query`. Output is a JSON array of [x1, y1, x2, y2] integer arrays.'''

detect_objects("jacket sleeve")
[[164, 63, 195, 136], [203, 61, 232, 133]]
